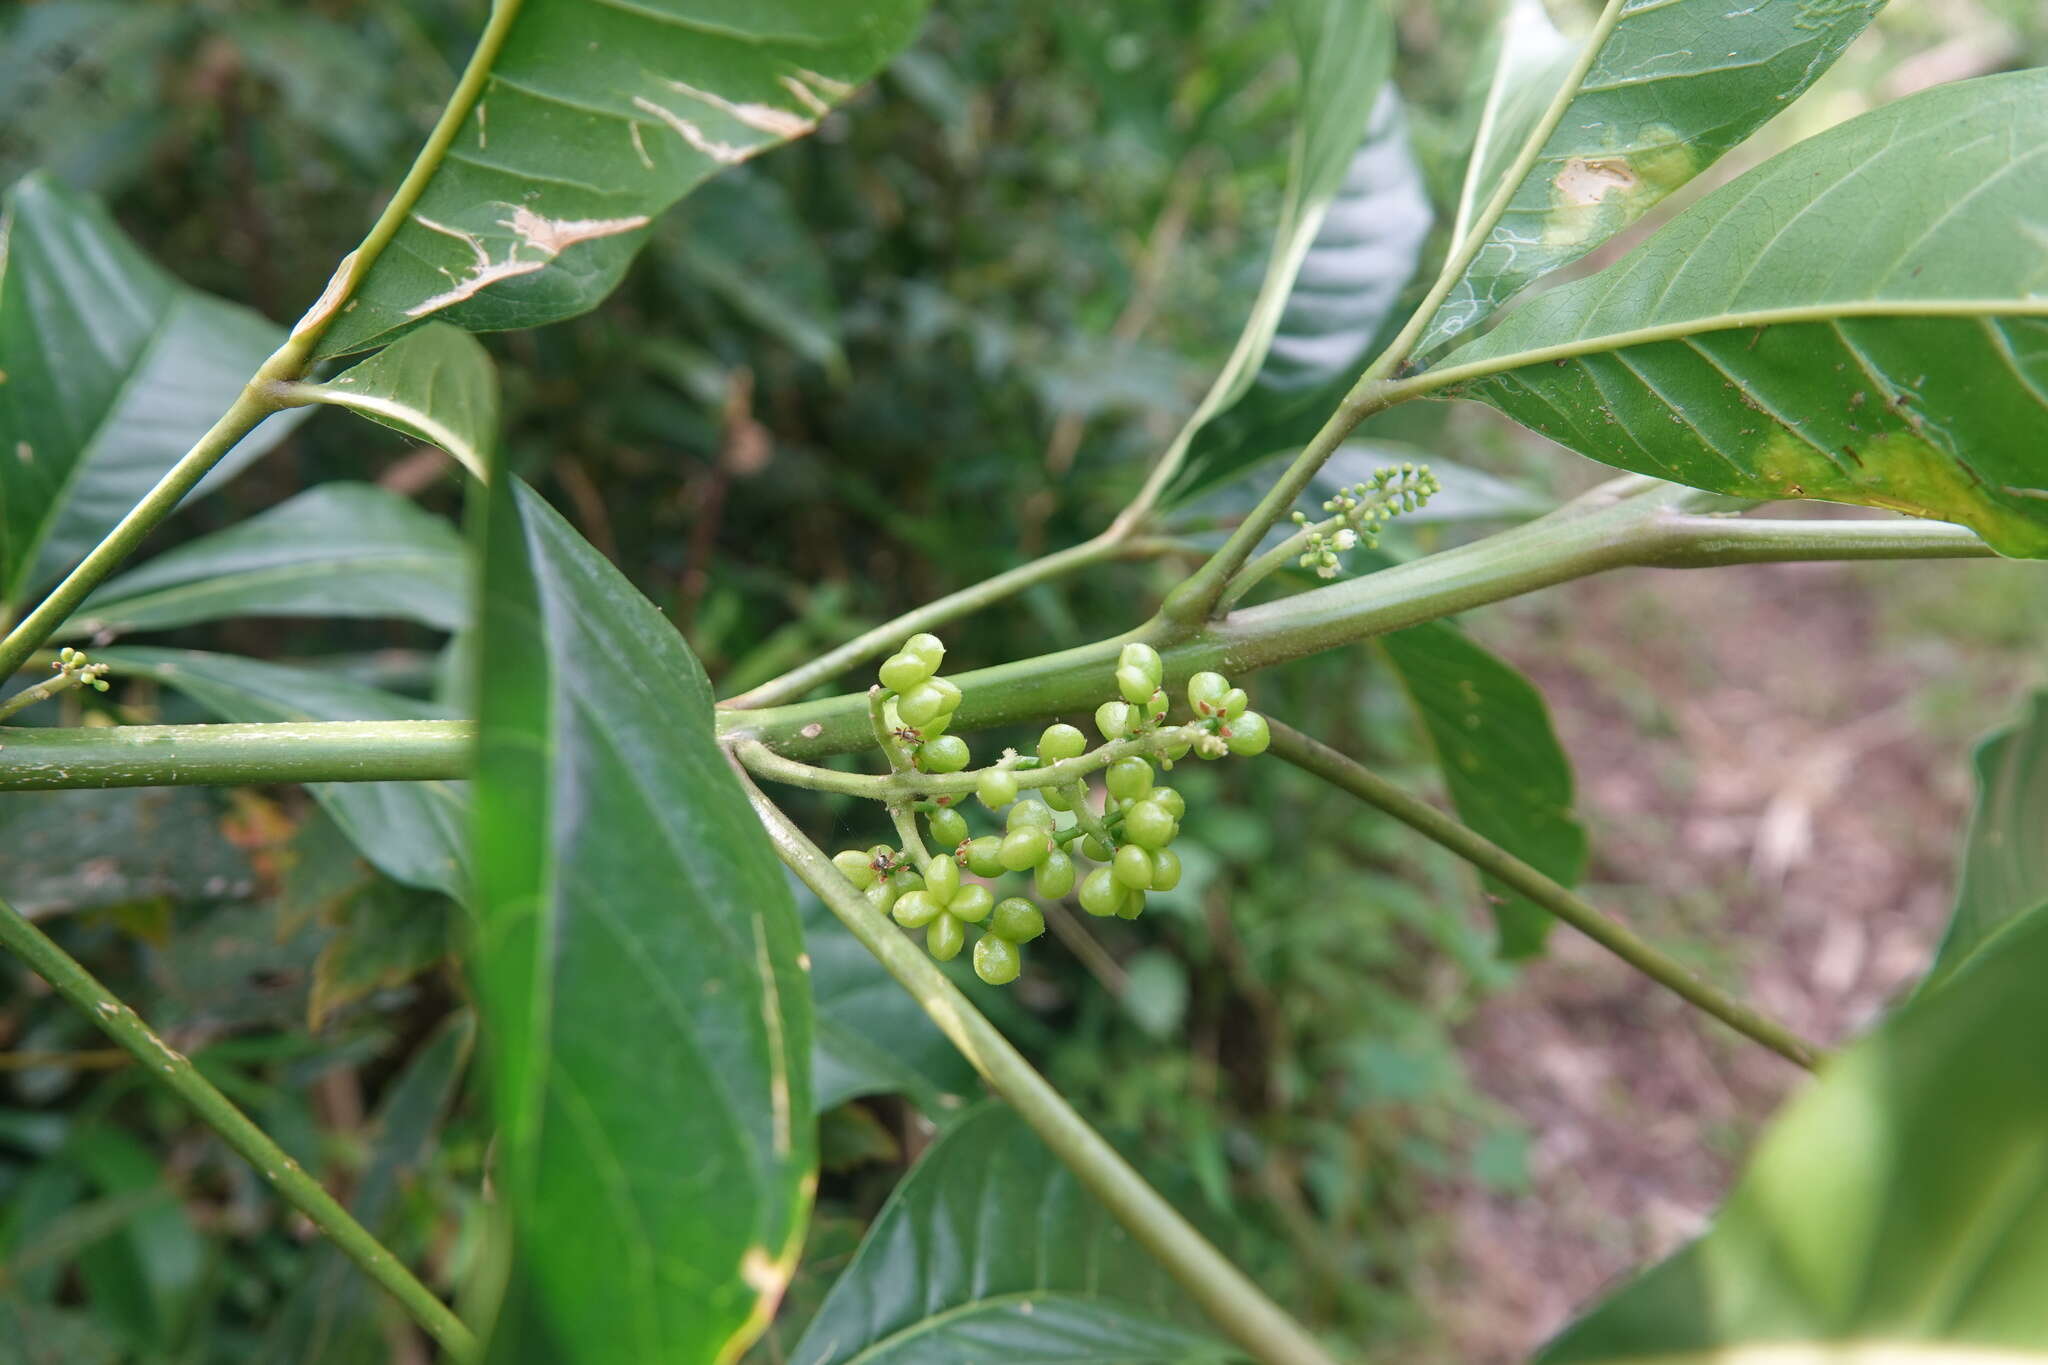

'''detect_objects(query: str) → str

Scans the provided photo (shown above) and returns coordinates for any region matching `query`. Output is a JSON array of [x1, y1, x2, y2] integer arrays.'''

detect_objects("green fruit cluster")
[[827, 633, 1270, 987]]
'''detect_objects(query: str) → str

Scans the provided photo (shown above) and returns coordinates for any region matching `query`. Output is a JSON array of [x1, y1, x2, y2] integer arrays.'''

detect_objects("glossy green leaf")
[[264, 1013, 473, 1365], [290, 325, 499, 481], [1380, 620, 1585, 958], [1541, 900, 2048, 1363], [1920, 691, 2048, 996], [1166, 83, 1432, 503], [800, 889, 977, 1114], [1438, 71, 2048, 555], [311, 0, 927, 356], [1417, 0, 1884, 356], [101, 647, 467, 897], [793, 1104, 1240, 1365], [0, 786, 253, 919], [64, 1128, 204, 1351], [1449, 0, 1575, 249], [69, 483, 467, 637], [471, 480, 813, 1361], [0, 174, 301, 610]]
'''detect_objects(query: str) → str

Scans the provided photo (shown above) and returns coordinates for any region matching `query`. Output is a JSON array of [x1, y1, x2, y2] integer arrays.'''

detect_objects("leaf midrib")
[[1405, 297, 2048, 399]]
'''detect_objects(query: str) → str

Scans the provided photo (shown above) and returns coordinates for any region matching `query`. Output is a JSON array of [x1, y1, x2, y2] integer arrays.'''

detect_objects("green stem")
[[0, 720, 473, 790], [737, 769, 1342, 1365], [0, 894, 479, 1359], [721, 533, 1130, 710], [732, 724, 1205, 802], [1263, 720, 1821, 1070], [1157, 0, 1632, 628], [1220, 514, 1345, 613], [0, 668, 93, 724]]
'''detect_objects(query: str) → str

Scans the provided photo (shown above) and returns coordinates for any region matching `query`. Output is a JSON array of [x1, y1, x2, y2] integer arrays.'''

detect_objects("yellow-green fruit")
[[1044, 784, 1074, 812], [973, 934, 1022, 985], [1119, 641, 1164, 686], [832, 849, 878, 888], [1186, 670, 1230, 716], [922, 855, 961, 905], [1112, 843, 1154, 890], [1149, 786, 1186, 820], [964, 836, 1006, 878], [927, 914, 965, 961], [1123, 800, 1176, 850], [919, 735, 971, 773], [1079, 866, 1123, 917], [999, 828, 1051, 872], [903, 632, 946, 670], [897, 682, 949, 726], [1116, 889, 1146, 920], [865, 880, 901, 915], [1105, 756, 1154, 802], [1095, 701, 1136, 740], [926, 677, 963, 714], [892, 890, 942, 928], [1116, 664, 1157, 705], [947, 883, 994, 923], [878, 651, 934, 692], [1081, 835, 1113, 863], [1006, 800, 1056, 832], [977, 769, 1019, 810], [1149, 848, 1182, 892], [1038, 723, 1088, 761], [991, 897, 1046, 943], [1033, 849, 1076, 899], [927, 806, 968, 848], [1225, 711, 1271, 757], [1219, 687, 1249, 719]]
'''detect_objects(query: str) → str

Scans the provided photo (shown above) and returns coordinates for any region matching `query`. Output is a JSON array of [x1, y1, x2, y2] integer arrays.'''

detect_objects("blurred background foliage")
[[5, 0, 2048, 1360]]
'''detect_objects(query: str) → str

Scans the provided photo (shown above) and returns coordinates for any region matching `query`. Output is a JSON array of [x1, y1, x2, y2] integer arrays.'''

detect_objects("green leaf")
[[1920, 691, 2048, 996], [470, 480, 814, 1360], [1152, 0, 1416, 504], [792, 1104, 1241, 1365], [1540, 900, 2048, 1363], [288, 324, 499, 481], [800, 889, 977, 1114], [310, 0, 928, 356], [1165, 82, 1432, 503], [1436, 71, 2048, 556], [1417, 0, 1884, 356], [1380, 620, 1585, 958], [0, 786, 252, 919], [100, 647, 468, 898], [0, 173, 302, 610], [63, 1128, 205, 1351], [1449, 0, 1575, 250], [69, 483, 468, 637]]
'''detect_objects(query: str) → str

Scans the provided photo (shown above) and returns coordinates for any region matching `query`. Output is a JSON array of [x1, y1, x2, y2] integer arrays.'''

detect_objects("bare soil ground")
[[1427, 551, 2039, 1361]]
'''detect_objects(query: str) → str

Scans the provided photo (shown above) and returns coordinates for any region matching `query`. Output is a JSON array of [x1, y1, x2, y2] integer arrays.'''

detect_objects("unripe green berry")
[[1081, 834, 1113, 863], [1112, 843, 1155, 890], [1149, 848, 1182, 892], [1149, 786, 1186, 821], [920, 735, 971, 773], [1116, 889, 1146, 920], [991, 898, 1046, 943], [1123, 800, 1176, 850], [1044, 784, 1074, 812], [1033, 850, 1075, 899], [866, 879, 901, 914], [1079, 866, 1124, 917], [1038, 723, 1088, 761], [1143, 690, 1170, 722], [892, 890, 942, 928], [833, 849, 879, 888], [973, 934, 1021, 985], [1116, 664, 1157, 705], [926, 676, 963, 714], [927, 914, 965, 962], [964, 836, 1006, 878], [1162, 736, 1192, 761], [1006, 800, 1056, 832], [1186, 671, 1230, 715], [999, 828, 1051, 872], [889, 865, 924, 894], [903, 632, 946, 670], [878, 651, 935, 692], [1119, 642, 1164, 686], [1095, 700, 1136, 741], [922, 855, 961, 905], [947, 883, 994, 923], [1219, 687, 1249, 720], [1225, 710, 1271, 756], [1105, 756, 1154, 802], [897, 682, 949, 726], [976, 769, 1019, 810], [919, 709, 953, 740], [927, 806, 968, 848]]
